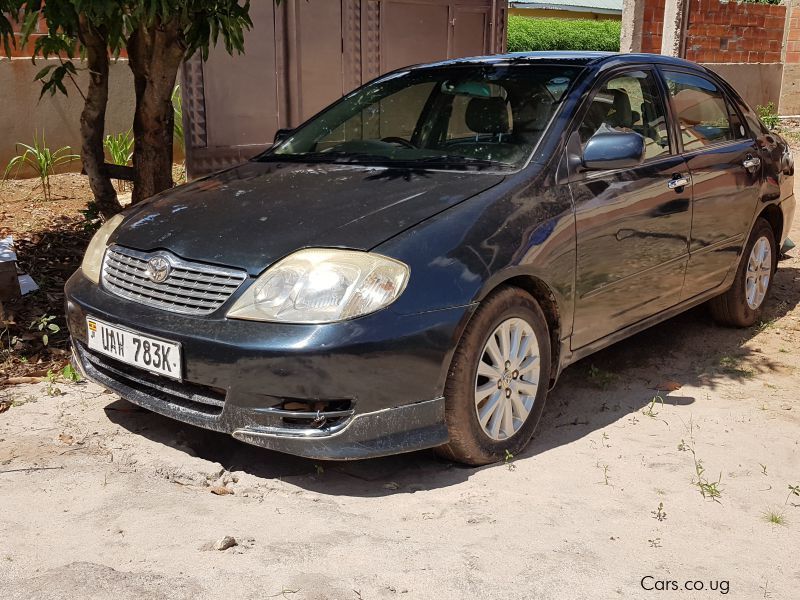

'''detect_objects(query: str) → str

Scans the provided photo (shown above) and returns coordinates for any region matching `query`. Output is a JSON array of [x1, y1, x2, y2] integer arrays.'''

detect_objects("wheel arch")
[[444, 273, 564, 390], [757, 203, 784, 249]]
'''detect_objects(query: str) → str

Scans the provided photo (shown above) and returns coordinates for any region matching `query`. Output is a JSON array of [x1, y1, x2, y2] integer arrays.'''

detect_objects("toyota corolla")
[[66, 52, 794, 465]]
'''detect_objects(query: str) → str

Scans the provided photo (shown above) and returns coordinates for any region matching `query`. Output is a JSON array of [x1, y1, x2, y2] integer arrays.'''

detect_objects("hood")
[[113, 161, 504, 274]]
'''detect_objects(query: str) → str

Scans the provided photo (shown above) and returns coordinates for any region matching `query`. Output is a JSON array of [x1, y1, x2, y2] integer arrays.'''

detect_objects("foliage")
[[3, 132, 79, 200], [0, 1, 254, 215], [756, 102, 781, 131], [507, 16, 621, 53], [1, 1, 253, 66], [172, 84, 185, 152], [104, 130, 134, 166], [30, 314, 61, 347], [104, 130, 134, 191]]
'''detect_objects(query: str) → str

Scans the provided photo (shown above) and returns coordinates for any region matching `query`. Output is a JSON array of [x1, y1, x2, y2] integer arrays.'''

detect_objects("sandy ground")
[[2, 210, 800, 599]]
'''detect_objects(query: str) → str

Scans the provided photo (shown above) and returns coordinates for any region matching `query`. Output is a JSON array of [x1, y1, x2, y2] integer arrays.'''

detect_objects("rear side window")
[[662, 71, 744, 150]]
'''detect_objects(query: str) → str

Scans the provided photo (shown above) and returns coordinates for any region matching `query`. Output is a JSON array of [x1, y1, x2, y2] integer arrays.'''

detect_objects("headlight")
[[81, 213, 125, 283], [227, 248, 409, 323]]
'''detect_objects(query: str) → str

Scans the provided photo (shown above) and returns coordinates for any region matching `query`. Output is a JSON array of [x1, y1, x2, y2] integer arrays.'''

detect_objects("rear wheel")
[[436, 287, 551, 466], [709, 218, 777, 327]]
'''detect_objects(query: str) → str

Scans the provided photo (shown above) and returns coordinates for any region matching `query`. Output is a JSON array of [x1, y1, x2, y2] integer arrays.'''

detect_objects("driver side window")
[[579, 70, 671, 161], [314, 82, 436, 151]]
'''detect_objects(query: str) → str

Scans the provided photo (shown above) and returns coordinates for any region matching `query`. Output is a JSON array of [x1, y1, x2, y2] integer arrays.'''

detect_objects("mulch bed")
[[1, 174, 98, 384]]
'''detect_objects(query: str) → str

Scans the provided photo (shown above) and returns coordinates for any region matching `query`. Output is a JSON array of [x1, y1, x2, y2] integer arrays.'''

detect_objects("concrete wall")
[[702, 62, 783, 110], [0, 58, 135, 176], [780, 63, 800, 115]]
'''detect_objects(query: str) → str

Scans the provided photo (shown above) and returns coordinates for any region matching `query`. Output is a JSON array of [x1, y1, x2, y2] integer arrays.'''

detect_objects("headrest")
[[607, 89, 632, 127], [515, 95, 554, 132], [465, 97, 509, 135]]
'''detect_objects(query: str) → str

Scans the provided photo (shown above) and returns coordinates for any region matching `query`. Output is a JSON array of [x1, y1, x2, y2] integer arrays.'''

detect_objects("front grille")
[[102, 245, 247, 315]]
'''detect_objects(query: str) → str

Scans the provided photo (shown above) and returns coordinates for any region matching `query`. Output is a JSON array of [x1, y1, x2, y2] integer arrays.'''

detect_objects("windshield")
[[260, 65, 582, 170]]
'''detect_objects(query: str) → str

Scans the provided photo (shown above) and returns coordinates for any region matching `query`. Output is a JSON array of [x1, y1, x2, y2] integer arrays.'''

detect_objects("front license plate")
[[86, 317, 182, 380]]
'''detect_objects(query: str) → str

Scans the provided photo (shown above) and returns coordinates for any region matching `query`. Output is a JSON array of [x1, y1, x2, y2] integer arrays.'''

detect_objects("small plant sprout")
[[756, 102, 781, 131], [30, 315, 60, 346], [601, 432, 610, 448], [596, 461, 611, 486], [104, 130, 134, 191], [760, 463, 768, 476], [587, 364, 616, 389], [314, 464, 324, 476], [718, 355, 755, 378], [693, 458, 723, 502], [104, 130, 134, 166], [651, 501, 667, 522], [504, 449, 516, 471], [642, 395, 664, 418], [173, 84, 185, 152], [679, 426, 722, 502], [2, 132, 78, 200], [786, 484, 800, 506], [44, 370, 62, 397], [762, 510, 787, 526], [61, 364, 81, 383], [756, 317, 777, 333]]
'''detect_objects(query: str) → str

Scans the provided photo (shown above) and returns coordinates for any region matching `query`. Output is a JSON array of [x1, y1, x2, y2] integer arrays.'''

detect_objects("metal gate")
[[181, 0, 507, 177]]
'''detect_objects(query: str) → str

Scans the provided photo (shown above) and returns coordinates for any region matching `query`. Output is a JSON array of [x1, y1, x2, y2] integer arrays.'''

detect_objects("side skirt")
[[554, 279, 733, 381]]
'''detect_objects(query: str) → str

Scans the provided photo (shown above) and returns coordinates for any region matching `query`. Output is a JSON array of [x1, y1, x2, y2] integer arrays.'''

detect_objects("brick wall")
[[786, 0, 800, 64], [641, 0, 665, 54], [4, 12, 129, 59], [4, 12, 47, 58], [642, 0, 787, 64], [685, 0, 785, 63]]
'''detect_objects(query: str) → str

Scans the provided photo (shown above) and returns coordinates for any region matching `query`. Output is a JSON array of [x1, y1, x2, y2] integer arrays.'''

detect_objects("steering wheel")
[[381, 136, 416, 149]]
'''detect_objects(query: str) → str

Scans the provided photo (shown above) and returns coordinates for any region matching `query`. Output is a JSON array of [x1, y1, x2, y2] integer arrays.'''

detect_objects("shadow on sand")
[[105, 264, 800, 497]]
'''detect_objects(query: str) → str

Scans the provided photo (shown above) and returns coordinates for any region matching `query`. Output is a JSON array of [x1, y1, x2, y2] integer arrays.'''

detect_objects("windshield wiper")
[[415, 155, 513, 169], [261, 151, 512, 169]]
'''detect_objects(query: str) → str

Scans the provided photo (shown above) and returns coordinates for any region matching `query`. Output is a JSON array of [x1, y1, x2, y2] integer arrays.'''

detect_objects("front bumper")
[[66, 271, 472, 459]]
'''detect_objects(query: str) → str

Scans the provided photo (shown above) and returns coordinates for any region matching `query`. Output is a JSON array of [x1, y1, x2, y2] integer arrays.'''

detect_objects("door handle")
[[743, 156, 761, 170], [667, 176, 690, 190]]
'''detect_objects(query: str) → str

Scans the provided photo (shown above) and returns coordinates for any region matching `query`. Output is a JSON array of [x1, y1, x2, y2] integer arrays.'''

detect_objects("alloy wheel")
[[745, 236, 772, 310], [474, 317, 540, 441]]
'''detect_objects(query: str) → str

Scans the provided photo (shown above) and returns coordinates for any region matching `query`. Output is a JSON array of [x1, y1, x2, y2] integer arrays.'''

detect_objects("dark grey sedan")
[[66, 52, 794, 465]]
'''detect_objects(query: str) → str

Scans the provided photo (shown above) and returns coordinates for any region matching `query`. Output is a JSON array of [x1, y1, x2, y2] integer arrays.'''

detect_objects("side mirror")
[[582, 131, 645, 170], [273, 128, 294, 145]]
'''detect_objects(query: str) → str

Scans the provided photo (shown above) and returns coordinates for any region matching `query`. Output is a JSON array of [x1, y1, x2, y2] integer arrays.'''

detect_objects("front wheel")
[[436, 287, 551, 466], [709, 217, 777, 327]]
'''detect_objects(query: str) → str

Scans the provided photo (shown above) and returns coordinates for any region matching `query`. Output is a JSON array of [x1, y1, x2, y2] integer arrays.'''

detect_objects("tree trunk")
[[127, 20, 186, 205], [76, 16, 121, 219]]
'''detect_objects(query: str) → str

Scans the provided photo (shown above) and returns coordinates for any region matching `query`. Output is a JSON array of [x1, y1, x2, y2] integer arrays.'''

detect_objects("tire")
[[709, 217, 777, 328], [436, 286, 551, 466]]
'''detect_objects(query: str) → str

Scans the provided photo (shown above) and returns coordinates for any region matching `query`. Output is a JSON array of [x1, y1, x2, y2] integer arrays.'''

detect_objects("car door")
[[659, 69, 762, 300], [568, 67, 692, 349]]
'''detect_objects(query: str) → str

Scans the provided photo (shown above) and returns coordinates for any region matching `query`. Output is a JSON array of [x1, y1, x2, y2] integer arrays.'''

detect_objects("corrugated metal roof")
[[510, 0, 623, 14]]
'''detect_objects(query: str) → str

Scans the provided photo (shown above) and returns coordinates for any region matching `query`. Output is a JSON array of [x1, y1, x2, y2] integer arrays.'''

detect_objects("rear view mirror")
[[582, 131, 645, 170]]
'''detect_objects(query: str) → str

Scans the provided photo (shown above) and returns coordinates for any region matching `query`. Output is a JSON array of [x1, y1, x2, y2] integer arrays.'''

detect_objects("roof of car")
[[415, 51, 702, 70]]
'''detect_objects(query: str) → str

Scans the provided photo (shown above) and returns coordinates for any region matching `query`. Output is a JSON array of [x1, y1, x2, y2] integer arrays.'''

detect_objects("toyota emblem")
[[146, 256, 171, 283]]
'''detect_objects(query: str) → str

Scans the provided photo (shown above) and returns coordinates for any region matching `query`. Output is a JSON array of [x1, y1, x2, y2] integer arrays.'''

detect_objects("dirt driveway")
[[3, 226, 800, 600]]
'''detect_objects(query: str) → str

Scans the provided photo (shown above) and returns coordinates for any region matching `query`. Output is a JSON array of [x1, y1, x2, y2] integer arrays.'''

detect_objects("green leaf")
[[34, 64, 56, 81]]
